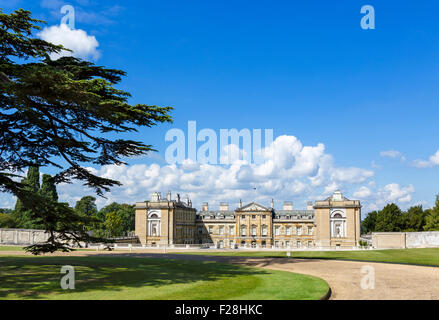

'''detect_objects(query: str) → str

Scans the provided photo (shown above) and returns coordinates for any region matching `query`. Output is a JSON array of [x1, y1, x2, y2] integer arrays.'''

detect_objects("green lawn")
[[0, 255, 329, 300], [175, 248, 439, 267], [0, 245, 93, 251], [0, 245, 24, 251]]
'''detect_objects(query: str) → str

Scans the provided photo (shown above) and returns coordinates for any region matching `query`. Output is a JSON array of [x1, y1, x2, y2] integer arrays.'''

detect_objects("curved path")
[[2, 250, 439, 299]]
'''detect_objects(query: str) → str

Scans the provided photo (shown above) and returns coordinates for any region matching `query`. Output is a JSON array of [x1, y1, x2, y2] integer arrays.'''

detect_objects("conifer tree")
[[39, 174, 58, 202], [12, 166, 42, 228], [0, 9, 172, 254]]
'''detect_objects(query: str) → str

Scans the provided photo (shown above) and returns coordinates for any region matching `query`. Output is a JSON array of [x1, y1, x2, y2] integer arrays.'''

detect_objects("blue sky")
[[1, 0, 438, 215]]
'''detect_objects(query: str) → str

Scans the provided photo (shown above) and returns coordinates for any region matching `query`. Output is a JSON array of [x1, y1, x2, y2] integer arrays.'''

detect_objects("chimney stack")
[[185, 194, 190, 206], [307, 201, 313, 211], [150, 192, 161, 202], [202, 202, 209, 212], [219, 202, 229, 211], [283, 201, 293, 210]]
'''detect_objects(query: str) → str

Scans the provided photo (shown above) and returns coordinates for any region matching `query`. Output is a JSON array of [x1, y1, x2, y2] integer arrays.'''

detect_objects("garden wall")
[[372, 231, 439, 249], [0, 228, 49, 245], [405, 231, 439, 248]]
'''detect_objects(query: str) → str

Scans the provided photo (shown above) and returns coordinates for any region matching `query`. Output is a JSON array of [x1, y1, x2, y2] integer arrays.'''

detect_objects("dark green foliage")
[[374, 203, 402, 232], [98, 202, 135, 232], [362, 196, 439, 233], [358, 240, 369, 247], [424, 198, 439, 231], [0, 9, 64, 64], [13, 166, 40, 214], [103, 211, 124, 237], [0, 9, 172, 254], [361, 211, 377, 234], [0, 211, 15, 228], [39, 174, 58, 202], [11, 166, 44, 229], [89, 202, 135, 238], [401, 205, 427, 232], [11, 169, 61, 230], [74, 196, 98, 217]]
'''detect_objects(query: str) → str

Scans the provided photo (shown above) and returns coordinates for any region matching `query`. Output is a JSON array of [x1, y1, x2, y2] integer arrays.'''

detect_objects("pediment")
[[238, 202, 271, 212]]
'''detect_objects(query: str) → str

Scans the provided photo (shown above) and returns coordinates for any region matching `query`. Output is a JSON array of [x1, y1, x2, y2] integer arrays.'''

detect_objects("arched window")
[[148, 211, 161, 237], [330, 210, 346, 238]]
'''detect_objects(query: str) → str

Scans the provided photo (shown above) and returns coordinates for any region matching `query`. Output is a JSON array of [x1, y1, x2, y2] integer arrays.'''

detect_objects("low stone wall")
[[405, 231, 439, 248], [372, 232, 406, 249], [372, 231, 439, 249], [0, 228, 49, 245]]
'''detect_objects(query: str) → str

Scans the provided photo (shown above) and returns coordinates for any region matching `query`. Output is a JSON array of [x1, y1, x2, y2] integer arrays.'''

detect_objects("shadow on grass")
[[0, 256, 269, 299], [166, 250, 439, 268], [91, 252, 322, 269]]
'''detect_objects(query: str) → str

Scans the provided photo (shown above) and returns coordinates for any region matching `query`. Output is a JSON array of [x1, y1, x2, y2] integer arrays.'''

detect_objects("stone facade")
[[314, 191, 362, 248], [135, 190, 362, 249], [135, 192, 197, 246]]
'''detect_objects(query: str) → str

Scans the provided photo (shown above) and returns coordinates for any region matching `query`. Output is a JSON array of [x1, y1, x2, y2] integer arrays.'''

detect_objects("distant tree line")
[[0, 166, 135, 238], [73, 195, 135, 238], [362, 195, 439, 234]]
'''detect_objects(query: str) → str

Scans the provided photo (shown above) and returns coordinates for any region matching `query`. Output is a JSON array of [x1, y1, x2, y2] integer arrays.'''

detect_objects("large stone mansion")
[[135, 190, 362, 249]]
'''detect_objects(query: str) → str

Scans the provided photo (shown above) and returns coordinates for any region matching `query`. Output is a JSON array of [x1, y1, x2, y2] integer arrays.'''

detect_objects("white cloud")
[[330, 167, 374, 184], [353, 186, 372, 198], [323, 182, 339, 195], [382, 183, 414, 203], [380, 150, 406, 162], [55, 135, 378, 210], [359, 183, 416, 214], [1, 135, 418, 213], [38, 24, 100, 60], [412, 150, 439, 168]]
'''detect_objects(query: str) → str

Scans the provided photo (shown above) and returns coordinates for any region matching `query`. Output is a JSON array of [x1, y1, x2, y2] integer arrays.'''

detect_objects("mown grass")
[[175, 248, 439, 267], [0, 246, 24, 251], [0, 245, 93, 252], [0, 255, 329, 300]]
